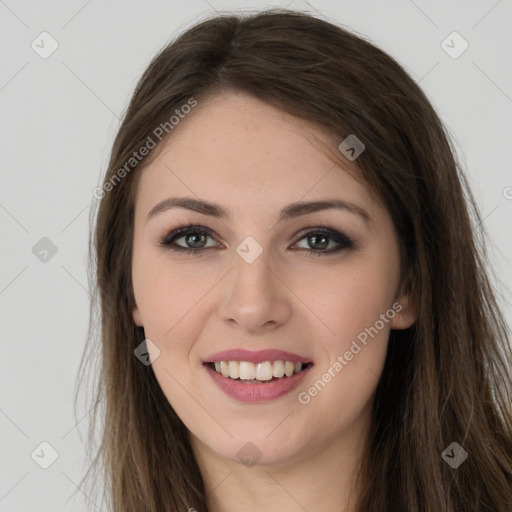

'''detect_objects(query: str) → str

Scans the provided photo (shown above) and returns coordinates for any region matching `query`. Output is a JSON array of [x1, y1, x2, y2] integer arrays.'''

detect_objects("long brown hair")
[[76, 9, 512, 511]]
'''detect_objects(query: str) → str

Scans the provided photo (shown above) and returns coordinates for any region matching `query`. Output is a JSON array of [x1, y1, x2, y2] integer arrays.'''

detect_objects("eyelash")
[[157, 222, 355, 258]]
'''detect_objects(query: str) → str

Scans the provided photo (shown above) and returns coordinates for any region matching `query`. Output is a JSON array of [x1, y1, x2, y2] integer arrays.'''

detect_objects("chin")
[[206, 427, 308, 468]]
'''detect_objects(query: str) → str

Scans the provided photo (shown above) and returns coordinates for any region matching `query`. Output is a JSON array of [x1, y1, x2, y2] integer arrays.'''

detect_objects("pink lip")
[[204, 363, 312, 403], [204, 348, 312, 364]]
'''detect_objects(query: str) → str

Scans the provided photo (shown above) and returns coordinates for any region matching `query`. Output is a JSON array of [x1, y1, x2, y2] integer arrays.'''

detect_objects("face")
[[131, 91, 416, 468]]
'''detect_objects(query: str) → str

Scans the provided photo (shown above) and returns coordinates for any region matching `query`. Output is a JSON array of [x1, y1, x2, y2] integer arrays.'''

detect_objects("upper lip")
[[204, 348, 313, 365]]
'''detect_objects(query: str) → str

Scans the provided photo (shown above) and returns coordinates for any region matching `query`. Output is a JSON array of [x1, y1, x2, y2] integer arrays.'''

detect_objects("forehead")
[[135, 91, 378, 221]]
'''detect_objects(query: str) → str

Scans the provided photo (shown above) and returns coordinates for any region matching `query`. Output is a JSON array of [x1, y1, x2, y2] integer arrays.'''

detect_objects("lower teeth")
[[237, 377, 280, 384]]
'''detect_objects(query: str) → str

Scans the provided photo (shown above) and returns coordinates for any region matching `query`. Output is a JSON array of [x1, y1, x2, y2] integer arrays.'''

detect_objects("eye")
[[158, 223, 355, 257], [293, 226, 355, 257], [158, 223, 220, 254]]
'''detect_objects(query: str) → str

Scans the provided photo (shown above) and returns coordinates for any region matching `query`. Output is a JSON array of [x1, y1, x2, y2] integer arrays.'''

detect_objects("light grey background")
[[1, 1, 511, 510]]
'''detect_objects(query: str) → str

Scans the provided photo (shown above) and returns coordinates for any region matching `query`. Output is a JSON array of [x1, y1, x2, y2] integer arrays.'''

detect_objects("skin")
[[131, 91, 417, 512]]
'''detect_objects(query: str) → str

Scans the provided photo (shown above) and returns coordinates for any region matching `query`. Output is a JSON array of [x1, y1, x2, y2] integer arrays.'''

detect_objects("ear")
[[390, 270, 418, 330], [132, 305, 143, 327]]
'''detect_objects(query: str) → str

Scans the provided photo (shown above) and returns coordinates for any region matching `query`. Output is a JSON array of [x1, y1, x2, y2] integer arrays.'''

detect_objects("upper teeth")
[[213, 360, 304, 380]]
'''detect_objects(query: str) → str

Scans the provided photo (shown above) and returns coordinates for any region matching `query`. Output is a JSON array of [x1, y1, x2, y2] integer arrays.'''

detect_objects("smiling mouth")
[[205, 360, 312, 383]]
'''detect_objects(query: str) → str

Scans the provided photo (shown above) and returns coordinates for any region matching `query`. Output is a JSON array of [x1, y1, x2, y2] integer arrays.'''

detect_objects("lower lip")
[[204, 363, 312, 403]]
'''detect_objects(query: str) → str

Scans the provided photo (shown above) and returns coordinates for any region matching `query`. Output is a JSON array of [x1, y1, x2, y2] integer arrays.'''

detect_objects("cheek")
[[299, 254, 399, 345], [134, 261, 210, 412], [133, 252, 203, 326], [295, 256, 396, 404], [297, 272, 392, 433], [136, 264, 218, 428]]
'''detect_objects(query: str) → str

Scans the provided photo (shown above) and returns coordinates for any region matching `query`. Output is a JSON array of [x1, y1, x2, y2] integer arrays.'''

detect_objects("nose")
[[217, 248, 293, 334]]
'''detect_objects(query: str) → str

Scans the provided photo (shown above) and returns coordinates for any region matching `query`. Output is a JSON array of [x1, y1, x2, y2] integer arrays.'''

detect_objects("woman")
[[78, 9, 512, 512]]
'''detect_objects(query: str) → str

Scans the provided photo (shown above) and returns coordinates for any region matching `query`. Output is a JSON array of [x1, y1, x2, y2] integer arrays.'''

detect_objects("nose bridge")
[[231, 239, 277, 302], [218, 238, 291, 332]]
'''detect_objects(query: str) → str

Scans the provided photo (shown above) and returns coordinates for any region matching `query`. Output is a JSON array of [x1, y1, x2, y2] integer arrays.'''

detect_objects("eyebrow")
[[146, 196, 372, 225]]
